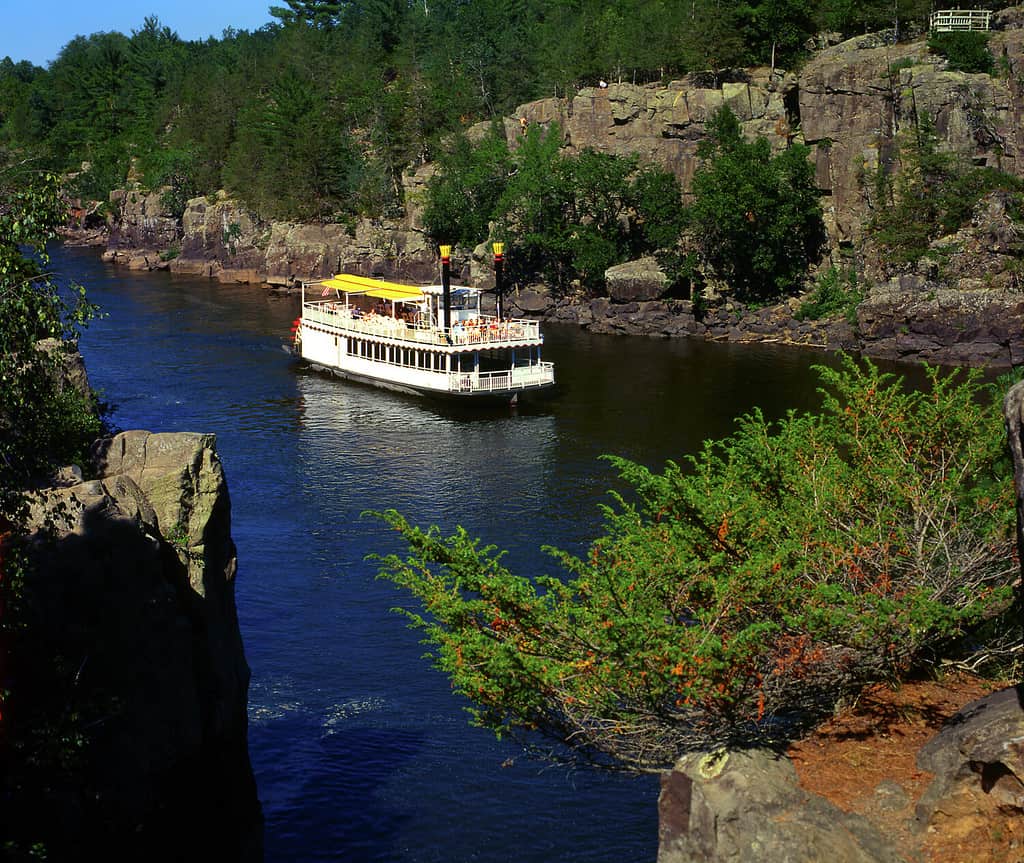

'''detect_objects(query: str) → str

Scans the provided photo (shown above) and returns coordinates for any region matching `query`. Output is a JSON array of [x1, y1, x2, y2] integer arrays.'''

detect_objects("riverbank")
[[65, 215, 1024, 371]]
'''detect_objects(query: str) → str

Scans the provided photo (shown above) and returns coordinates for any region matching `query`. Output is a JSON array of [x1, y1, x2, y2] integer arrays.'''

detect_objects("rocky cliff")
[[7, 428, 261, 860]]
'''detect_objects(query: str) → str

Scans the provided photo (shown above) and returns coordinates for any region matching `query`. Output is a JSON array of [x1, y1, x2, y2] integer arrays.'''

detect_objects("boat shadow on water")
[[292, 360, 562, 424]]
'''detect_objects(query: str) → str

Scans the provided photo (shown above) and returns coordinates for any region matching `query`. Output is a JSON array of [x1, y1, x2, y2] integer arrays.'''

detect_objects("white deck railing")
[[302, 301, 542, 346], [930, 9, 991, 31], [449, 363, 555, 394]]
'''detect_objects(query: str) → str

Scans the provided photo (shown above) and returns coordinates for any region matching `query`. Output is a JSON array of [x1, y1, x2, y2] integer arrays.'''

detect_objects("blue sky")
[[1, 0, 276, 68]]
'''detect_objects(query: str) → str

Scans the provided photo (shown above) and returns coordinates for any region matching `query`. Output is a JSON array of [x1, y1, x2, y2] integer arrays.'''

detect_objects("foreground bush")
[[372, 357, 1018, 771]]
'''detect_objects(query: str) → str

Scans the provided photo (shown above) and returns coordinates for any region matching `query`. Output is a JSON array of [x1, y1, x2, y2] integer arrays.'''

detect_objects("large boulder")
[[915, 685, 1024, 836], [605, 256, 669, 303], [658, 748, 905, 863], [857, 282, 1024, 367]]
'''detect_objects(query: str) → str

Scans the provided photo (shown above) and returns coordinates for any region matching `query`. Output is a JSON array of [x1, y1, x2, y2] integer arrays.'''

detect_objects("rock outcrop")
[[915, 685, 1024, 835], [13, 430, 261, 859], [658, 684, 1024, 863], [798, 28, 1024, 243], [106, 182, 438, 288], [106, 187, 182, 269], [857, 190, 1024, 367], [510, 70, 797, 196], [605, 256, 671, 303], [657, 749, 905, 863]]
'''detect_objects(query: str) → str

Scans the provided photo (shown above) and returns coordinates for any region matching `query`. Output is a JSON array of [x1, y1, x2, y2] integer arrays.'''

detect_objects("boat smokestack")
[[440, 244, 452, 334], [493, 242, 504, 320]]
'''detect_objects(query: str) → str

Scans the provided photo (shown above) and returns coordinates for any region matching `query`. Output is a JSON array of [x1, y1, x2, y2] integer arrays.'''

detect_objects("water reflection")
[[294, 370, 559, 545]]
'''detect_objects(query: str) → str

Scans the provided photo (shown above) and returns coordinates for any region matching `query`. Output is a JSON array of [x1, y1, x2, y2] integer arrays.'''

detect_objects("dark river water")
[[62, 243, 876, 862]]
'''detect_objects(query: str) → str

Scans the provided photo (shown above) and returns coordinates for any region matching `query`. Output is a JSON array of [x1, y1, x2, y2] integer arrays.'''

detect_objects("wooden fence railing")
[[929, 9, 992, 31]]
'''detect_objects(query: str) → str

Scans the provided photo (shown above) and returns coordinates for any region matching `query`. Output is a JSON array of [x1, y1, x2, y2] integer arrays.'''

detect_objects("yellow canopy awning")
[[317, 273, 424, 302]]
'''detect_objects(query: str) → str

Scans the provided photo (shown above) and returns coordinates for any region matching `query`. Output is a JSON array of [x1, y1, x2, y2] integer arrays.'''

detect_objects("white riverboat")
[[292, 270, 555, 404]]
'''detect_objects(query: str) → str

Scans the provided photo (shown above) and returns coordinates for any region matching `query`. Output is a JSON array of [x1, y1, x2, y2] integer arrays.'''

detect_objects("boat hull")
[[306, 360, 554, 405]]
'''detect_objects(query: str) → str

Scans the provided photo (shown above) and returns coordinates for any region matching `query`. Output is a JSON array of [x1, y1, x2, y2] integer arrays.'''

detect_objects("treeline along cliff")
[[5, 3, 1022, 366]]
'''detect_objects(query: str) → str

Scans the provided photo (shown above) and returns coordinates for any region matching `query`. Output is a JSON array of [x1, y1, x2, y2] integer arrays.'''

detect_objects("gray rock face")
[[509, 72, 794, 202], [21, 430, 260, 858], [857, 284, 1024, 367], [916, 685, 1024, 827], [658, 749, 905, 863], [106, 188, 437, 287], [856, 191, 1024, 367], [107, 187, 182, 256], [261, 216, 434, 286], [798, 28, 1024, 243]]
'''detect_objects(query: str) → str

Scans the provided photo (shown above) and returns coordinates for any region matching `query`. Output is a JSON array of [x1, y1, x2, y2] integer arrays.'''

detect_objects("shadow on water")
[[292, 362, 560, 426]]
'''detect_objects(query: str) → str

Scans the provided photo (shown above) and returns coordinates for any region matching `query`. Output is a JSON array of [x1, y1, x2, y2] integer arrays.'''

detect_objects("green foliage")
[[689, 106, 826, 302], [795, 264, 863, 322], [0, 158, 104, 853], [422, 127, 512, 247], [927, 31, 994, 75], [0, 162, 102, 522], [888, 57, 916, 75], [498, 130, 681, 293], [868, 113, 1024, 265], [0, 0, 920, 229], [372, 355, 1017, 769], [224, 65, 363, 221], [424, 122, 685, 295], [815, 0, 932, 39], [631, 166, 687, 253], [736, 0, 817, 68], [270, 0, 347, 29], [137, 146, 198, 218]]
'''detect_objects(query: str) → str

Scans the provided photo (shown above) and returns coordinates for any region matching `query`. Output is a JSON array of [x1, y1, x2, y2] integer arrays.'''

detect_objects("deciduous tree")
[[689, 105, 825, 302]]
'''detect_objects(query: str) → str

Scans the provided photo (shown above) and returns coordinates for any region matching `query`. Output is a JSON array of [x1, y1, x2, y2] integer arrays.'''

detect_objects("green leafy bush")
[[424, 123, 686, 295], [0, 164, 102, 523], [422, 125, 512, 248], [795, 265, 863, 322], [372, 356, 1017, 770], [1, 160, 105, 855], [928, 31, 994, 74]]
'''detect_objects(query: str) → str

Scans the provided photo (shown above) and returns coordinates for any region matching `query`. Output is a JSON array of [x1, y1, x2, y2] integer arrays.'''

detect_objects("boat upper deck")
[[301, 299, 544, 351]]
